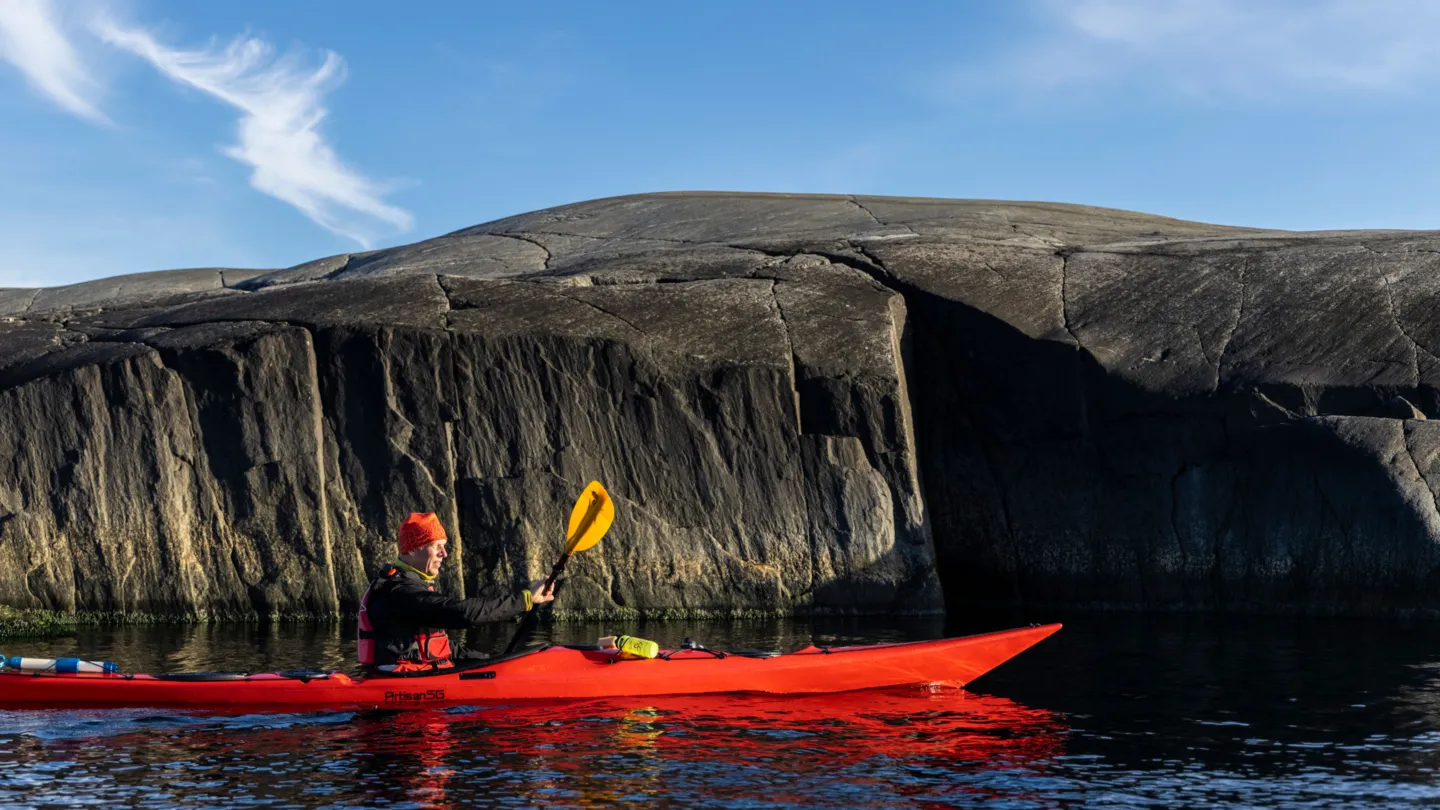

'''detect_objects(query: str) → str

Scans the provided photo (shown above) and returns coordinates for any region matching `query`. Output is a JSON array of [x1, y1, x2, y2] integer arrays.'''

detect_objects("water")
[[3, 612, 1440, 808]]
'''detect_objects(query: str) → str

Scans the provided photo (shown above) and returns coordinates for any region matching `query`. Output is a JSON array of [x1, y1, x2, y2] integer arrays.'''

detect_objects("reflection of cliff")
[[4, 193, 1440, 618], [4, 622, 355, 673], [980, 611, 1440, 797]]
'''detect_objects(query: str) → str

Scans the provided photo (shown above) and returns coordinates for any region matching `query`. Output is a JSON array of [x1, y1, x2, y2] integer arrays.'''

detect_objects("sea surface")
[[3, 611, 1440, 808]]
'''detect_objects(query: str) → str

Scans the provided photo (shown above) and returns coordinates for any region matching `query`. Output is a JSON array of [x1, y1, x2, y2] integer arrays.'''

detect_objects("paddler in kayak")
[[357, 512, 555, 673]]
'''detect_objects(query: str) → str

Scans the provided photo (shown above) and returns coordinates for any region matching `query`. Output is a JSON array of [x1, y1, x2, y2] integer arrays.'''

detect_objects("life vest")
[[357, 566, 455, 670]]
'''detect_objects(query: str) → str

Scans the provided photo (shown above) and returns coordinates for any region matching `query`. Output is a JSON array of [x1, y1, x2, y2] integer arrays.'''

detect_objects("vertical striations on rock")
[[6, 192, 1440, 621]]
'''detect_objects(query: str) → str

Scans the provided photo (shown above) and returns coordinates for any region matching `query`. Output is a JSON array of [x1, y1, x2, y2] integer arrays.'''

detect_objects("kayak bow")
[[0, 623, 1060, 711]]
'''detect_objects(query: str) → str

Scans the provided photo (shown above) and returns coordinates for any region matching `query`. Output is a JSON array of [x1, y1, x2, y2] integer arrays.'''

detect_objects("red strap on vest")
[[357, 584, 377, 665], [356, 567, 453, 668]]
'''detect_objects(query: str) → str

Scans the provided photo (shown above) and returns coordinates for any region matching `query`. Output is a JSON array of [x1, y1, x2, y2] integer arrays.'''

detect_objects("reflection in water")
[[436, 690, 1063, 807], [0, 688, 1063, 809], [7, 613, 1440, 807]]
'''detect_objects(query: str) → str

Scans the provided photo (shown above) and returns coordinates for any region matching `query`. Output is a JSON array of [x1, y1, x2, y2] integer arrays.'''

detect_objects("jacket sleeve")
[[387, 584, 530, 629]]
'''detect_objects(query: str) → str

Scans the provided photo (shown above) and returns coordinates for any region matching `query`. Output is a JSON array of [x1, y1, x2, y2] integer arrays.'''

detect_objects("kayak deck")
[[0, 623, 1060, 710]]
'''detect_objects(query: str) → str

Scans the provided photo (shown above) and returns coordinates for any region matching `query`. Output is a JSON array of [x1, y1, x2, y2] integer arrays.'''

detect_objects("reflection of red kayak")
[[11, 687, 1065, 808], [0, 623, 1060, 710], [355, 688, 1068, 807], [455, 688, 1066, 767]]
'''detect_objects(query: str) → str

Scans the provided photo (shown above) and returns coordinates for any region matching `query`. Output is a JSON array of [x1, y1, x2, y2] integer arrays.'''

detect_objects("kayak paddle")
[[504, 480, 614, 654]]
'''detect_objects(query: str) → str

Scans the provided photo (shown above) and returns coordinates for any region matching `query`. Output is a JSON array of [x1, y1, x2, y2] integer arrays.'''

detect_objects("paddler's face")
[[416, 539, 447, 577]]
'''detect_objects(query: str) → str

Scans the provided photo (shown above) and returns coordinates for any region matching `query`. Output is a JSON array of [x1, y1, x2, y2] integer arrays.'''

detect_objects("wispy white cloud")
[[957, 0, 1440, 101], [0, 0, 108, 123], [95, 21, 413, 248]]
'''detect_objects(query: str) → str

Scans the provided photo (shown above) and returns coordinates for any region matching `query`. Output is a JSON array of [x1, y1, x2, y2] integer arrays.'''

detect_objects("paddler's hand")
[[529, 580, 556, 606]]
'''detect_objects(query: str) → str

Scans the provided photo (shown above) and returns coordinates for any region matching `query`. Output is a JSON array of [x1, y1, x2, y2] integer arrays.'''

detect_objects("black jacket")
[[360, 565, 529, 667]]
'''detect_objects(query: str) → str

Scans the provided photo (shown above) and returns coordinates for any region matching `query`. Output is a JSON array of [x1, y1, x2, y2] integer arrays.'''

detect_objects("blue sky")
[[2, 0, 1438, 287]]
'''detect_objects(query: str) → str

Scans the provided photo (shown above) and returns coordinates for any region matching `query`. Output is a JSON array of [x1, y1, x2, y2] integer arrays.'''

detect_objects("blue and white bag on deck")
[[2, 656, 119, 674]]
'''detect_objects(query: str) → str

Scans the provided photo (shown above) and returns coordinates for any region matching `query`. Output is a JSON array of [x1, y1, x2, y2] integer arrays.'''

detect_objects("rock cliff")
[[2, 192, 1438, 620]]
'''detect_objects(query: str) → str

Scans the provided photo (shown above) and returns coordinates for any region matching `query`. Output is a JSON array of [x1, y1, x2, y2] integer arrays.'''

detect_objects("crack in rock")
[[295, 323, 341, 608], [319, 255, 358, 281], [849, 197, 918, 237], [1403, 423, 1440, 525], [735, 240, 898, 296], [497, 228, 705, 248], [3, 289, 41, 315], [848, 197, 885, 227], [432, 275, 454, 330], [1191, 323, 1218, 369], [836, 243, 900, 289], [1212, 257, 1248, 391], [219, 270, 262, 291], [554, 289, 649, 337], [769, 280, 803, 431], [493, 232, 555, 270], [1383, 271, 1424, 388], [1058, 252, 1082, 348], [1365, 247, 1432, 387]]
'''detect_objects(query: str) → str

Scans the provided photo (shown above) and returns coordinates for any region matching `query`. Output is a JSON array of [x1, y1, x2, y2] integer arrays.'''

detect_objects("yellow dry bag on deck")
[[599, 635, 659, 660]]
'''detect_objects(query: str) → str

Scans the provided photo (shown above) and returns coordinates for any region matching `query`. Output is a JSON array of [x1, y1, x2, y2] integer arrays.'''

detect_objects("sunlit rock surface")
[[2, 192, 1438, 619]]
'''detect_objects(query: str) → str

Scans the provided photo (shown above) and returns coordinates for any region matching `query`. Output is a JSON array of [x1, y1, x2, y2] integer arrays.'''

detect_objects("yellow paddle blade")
[[565, 481, 613, 554]]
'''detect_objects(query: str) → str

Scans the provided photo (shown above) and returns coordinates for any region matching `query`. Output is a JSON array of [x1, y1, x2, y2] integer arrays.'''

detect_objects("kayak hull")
[[0, 623, 1060, 711]]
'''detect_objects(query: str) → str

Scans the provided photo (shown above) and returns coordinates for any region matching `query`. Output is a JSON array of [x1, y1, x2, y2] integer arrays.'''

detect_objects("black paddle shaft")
[[503, 553, 571, 655]]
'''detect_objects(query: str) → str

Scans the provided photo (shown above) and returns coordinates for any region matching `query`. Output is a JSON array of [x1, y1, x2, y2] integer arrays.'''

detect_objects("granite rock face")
[[2, 192, 1439, 619]]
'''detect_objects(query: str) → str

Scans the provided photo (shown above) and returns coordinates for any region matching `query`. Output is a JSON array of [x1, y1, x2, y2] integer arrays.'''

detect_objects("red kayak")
[[0, 623, 1059, 711]]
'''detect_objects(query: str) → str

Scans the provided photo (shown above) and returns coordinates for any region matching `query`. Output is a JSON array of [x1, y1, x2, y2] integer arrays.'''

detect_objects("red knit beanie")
[[398, 512, 447, 555]]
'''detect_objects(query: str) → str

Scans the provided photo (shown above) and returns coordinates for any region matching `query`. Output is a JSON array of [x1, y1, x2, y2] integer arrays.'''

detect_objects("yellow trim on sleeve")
[[523, 589, 533, 612]]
